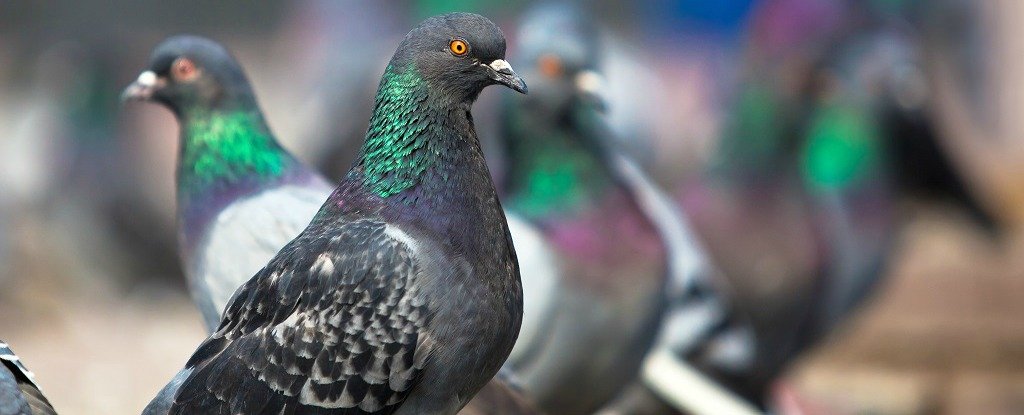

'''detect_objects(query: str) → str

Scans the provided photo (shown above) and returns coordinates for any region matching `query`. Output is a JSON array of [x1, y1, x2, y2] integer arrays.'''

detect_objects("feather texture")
[[188, 183, 333, 328], [171, 219, 433, 414], [0, 342, 56, 415], [152, 14, 525, 415]]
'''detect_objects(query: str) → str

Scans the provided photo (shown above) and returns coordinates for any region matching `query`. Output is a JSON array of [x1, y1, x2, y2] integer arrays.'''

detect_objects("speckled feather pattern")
[[170, 219, 430, 414], [169, 178, 519, 414], [162, 20, 522, 414], [136, 33, 519, 414]]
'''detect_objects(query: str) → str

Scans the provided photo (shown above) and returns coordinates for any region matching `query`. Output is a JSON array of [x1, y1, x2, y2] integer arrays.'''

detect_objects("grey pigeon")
[[123, 35, 335, 332], [0, 341, 56, 415], [148, 12, 527, 415], [497, 4, 756, 414]]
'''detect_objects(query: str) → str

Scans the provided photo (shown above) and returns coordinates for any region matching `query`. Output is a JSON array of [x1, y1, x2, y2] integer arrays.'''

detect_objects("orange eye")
[[172, 57, 199, 81], [449, 39, 469, 56], [538, 54, 563, 78]]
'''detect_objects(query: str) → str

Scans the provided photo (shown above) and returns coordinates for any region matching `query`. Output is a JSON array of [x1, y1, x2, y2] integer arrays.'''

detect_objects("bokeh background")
[[1, 0, 1023, 413]]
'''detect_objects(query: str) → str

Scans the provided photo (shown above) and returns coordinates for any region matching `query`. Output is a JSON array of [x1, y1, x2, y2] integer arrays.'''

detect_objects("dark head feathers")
[[123, 35, 258, 115], [394, 13, 508, 65], [389, 13, 527, 102]]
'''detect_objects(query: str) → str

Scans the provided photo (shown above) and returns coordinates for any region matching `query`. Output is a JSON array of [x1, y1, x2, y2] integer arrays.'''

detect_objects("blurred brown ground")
[[0, 214, 206, 414], [787, 210, 1024, 415]]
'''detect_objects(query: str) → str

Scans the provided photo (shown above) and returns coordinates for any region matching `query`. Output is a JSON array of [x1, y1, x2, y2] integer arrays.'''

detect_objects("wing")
[[168, 218, 432, 415], [193, 184, 334, 331], [0, 342, 56, 415]]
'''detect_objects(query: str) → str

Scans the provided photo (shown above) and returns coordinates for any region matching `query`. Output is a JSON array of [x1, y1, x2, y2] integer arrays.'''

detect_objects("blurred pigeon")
[[149, 13, 527, 414], [0, 341, 56, 415], [496, 5, 665, 413], [496, 4, 754, 414], [122, 35, 335, 331], [672, 1, 1002, 408]]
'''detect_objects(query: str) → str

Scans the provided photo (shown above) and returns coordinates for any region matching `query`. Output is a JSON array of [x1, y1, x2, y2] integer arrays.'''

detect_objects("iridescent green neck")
[[178, 110, 288, 195], [358, 65, 440, 198], [503, 104, 612, 218]]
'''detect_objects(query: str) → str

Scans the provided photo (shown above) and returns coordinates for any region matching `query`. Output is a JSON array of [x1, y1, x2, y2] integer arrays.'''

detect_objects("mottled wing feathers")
[[170, 218, 433, 415], [0, 343, 56, 415]]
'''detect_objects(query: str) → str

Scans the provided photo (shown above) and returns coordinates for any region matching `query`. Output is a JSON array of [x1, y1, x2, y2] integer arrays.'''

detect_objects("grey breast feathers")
[[193, 184, 333, 331]]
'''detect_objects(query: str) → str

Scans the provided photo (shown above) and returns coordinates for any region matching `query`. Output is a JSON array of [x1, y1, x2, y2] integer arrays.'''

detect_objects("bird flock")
[[1, 3, 978, 415]]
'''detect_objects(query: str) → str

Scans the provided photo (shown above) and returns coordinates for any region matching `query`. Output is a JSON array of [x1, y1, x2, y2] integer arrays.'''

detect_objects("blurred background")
[[1, 0, 1023, 413]]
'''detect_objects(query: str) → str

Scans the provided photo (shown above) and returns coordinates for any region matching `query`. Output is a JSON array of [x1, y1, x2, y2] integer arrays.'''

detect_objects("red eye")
[[449, 39, 469, 56], [172, 57, 198, 81]]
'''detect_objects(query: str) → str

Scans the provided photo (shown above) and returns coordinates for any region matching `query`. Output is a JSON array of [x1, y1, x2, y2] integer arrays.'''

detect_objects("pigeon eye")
[[449, 39, 469, 56], [538, 54, 563, 78], [172, 57, 199, 82]]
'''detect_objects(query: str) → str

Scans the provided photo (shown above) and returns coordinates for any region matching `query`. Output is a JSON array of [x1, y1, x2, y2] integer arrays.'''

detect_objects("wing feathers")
[[167, 219, 432, 414]]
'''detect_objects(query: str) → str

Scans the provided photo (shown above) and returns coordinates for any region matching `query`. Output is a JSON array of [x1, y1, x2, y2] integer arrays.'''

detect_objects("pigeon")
[[496, 4, 754, 414], [669, 0, 998, 408], [122, 35, 336, 332], [124, 34, 534, 415], [148, 12, 527, 415], [0, 341, 56, 415]]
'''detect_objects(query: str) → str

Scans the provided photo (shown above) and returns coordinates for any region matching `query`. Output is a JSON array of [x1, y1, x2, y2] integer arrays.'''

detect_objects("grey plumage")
[[0, 364, 29, 413], [0, 367, 29, 415], [122, 35, 335, 332], [0, 342, 56, 415], [149, 13, 526, 415], [503, 213, 559, 366], [498, 5, 668, 413], [499, 4, 756, 413], [575, 105, 758, 415], [142, 368, 190, 415], [186, 184, 333, 328], [171, 220, 431, 413]]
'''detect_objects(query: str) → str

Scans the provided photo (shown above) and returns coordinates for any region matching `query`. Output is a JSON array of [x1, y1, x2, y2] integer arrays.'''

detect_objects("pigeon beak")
[[121, 71, 161, 102], [486, 59, 528, 94], [574, 70, 607, 112]]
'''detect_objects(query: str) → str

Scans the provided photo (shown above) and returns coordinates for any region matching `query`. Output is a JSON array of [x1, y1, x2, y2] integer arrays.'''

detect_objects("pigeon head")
[[388, 13, 527, 102], [515, 3, 603, 113], [122, 35, 257, 115]]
